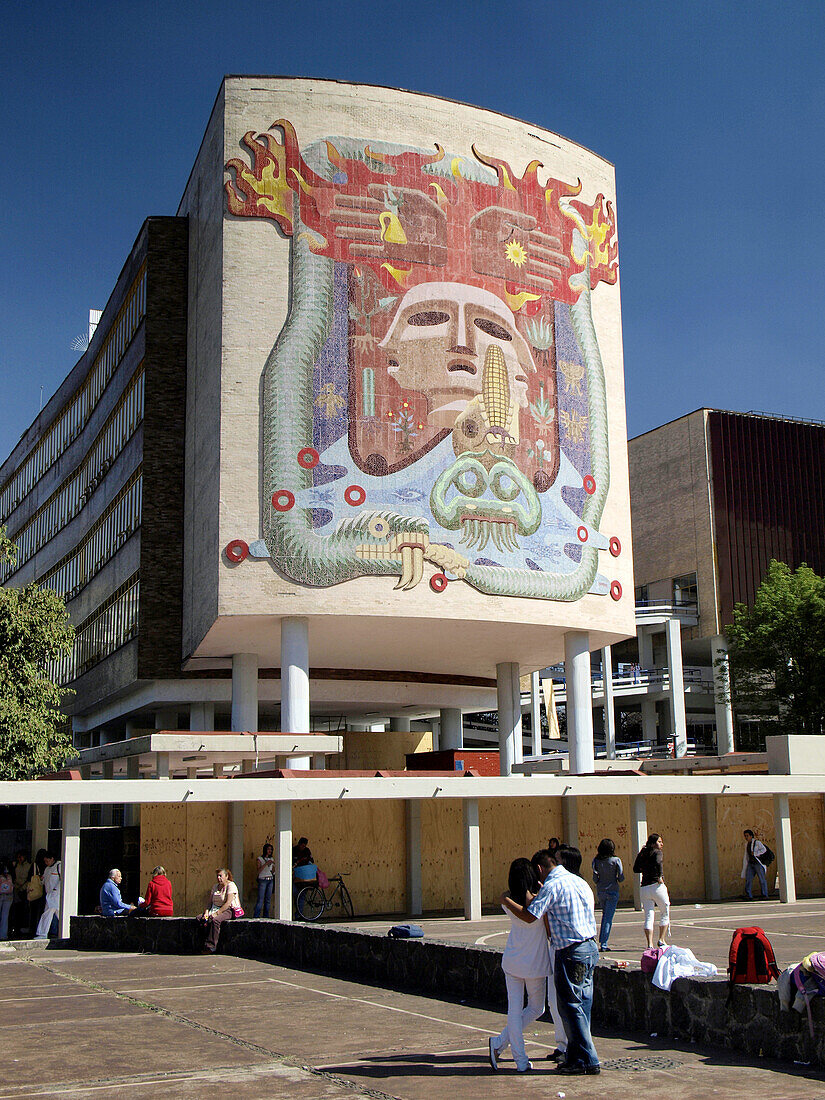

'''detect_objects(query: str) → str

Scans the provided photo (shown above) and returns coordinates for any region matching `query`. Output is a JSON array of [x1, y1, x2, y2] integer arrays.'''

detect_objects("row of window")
[[0, 370, 145, 585], [634, 571, 699, 607], [0, 266, 146, 524], [50, 574, 140, 685], [38, 470, 143, 601]]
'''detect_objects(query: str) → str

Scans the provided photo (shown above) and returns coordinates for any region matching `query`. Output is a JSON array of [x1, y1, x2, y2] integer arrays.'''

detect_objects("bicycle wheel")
[[338, 883, 354, 919], [297, 886, 326, 922]]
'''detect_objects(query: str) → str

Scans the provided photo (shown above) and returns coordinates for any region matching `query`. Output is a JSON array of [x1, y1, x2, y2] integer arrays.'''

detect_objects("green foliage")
[[726, 560, 825, 738], [0, 527, 75, 779]]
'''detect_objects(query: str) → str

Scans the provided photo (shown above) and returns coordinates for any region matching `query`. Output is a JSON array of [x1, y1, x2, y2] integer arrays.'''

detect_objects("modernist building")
[[1, 77, 634, 777]]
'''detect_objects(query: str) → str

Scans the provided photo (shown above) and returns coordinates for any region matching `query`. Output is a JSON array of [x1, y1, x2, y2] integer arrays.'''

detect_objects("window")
[[673, 572, 698, 607], [50, 574, 140, 685], [635, 584, 649, 604]]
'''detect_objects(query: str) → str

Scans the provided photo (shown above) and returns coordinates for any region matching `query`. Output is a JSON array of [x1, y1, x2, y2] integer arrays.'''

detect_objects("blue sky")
[[2, 1, 824, 461]]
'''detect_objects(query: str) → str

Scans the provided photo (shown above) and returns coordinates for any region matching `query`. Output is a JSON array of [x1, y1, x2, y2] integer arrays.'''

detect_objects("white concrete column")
[[59, 804, 81, 939], [638, 627, 657, 743], [190, 702, 215, 731], [601, 647, 616, 759], [275, 801, 293, 920], [530, 671, 542, 757], [155, 752, 170, 779], [405, 800, 423, 916], [700, 794, 720, 901], [630, 794, 647, 911], [229, 802, 245, 904], [564, 631, 594, 774], [212, 763, 224, 778], [232, 653, 259, 732], [463, 797, 481, 921], [665, 618, 687, 757], [154, 709, 178, 730], [774, 793, 796, 904], [440, 708, 463, 751], [390, 717, 411, 732], [33, 803, 50, 854], [562, 797, 579, 850], [125, 757, 141, 826], [281, 618, 309, 736], [496, 662, 522, 776], [286, 754, 311, 769], [711, 635, 735, 754]]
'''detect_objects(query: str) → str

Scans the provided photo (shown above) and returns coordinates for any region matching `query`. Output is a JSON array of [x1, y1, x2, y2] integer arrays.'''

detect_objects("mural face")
[[223, 121, 623, 602]]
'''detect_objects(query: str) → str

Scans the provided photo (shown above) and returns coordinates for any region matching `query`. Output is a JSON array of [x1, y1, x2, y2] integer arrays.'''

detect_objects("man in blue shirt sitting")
[[100, 869, 135, 916]]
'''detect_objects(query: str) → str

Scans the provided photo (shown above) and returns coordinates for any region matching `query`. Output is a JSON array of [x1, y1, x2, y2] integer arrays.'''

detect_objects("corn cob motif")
[[478, 344, 516, 445]]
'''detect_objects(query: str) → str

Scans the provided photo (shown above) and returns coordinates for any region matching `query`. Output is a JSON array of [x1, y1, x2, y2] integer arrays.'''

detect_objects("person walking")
[[254, 843, 275, 917], [741, 829, 770, 900], [592, 838, 624, 951], [502, 843, 600, 1076], [633, 834, 670, 948], [35, 853, 61, 939], [199, 868, 242, 953], [488, 858, 549, 1074]]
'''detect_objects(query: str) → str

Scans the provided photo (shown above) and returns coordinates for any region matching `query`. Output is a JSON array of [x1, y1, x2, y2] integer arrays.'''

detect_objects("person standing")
[[0, 864, 13, 940], [633, 834, 670, 948], [502, 843, 600, 1076], [254, 843, 275, 917], [35, 853, 61, 939], [741, 829, 770, 900], [531, 849, 567, 1065], [488, 858, 549, 1074], [592, 838, 624, 951], [10, 851, 32, 937]]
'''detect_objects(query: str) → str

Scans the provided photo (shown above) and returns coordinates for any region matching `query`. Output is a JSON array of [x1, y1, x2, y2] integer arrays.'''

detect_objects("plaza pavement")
[[7, 924, 825, 1099]]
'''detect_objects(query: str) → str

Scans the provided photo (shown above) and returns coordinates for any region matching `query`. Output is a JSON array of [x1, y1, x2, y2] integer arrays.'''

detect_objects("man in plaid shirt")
[[502, 844, 600, 1076]]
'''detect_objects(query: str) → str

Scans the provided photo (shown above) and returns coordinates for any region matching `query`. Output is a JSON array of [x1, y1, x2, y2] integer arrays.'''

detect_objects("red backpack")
[[728, 927, 780, 984]]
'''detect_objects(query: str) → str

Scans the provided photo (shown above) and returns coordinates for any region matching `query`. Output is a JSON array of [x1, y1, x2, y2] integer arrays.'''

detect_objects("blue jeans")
[[745, 861, 768, 898], [554, 938, 599, 1069], [597, 889, 619, 948], [254, 878, 274, 917]]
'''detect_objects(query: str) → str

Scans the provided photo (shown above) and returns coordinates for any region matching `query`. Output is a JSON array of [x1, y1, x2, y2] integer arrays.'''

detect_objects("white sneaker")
[[517, 1061, 533, 1073], [488, 1038, 500, 1071]]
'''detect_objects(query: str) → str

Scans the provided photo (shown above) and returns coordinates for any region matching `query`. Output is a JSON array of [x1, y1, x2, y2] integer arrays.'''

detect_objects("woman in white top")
[[489, 859, 549, 1074], [35, 853, 61, 939], [199, 868, 241, 953], [254, 843, 275, 917]]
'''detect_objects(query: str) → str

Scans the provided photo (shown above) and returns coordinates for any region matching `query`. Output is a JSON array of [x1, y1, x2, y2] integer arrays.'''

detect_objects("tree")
[[726, 560, 825, 739], [0, 527, 75, 779]]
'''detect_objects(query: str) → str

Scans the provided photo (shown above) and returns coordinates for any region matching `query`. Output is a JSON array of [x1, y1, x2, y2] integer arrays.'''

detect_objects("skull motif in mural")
[[224, 121, 620, 600]]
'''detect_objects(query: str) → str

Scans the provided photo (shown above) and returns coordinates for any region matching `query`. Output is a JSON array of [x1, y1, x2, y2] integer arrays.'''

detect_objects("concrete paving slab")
[[9, 950, 825, 1099]]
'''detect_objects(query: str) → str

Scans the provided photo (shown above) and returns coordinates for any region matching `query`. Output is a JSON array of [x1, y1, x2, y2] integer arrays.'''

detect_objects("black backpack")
[[761, 846, 775, 866]]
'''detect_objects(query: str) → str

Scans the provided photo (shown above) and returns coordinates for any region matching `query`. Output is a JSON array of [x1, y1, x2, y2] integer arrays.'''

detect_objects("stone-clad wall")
[[70, 915, 825, 1068]]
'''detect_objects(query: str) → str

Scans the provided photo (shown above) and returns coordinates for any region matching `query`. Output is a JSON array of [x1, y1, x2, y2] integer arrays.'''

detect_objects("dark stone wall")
[[70, 916, 825, 1067]]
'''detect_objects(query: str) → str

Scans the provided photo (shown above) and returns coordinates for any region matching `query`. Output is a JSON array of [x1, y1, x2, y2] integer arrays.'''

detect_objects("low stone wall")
[[70, 916, 825, 1067]]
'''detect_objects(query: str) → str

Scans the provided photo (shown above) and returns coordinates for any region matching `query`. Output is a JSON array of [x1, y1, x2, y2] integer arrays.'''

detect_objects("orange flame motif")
[[225, 120, 618, 304]]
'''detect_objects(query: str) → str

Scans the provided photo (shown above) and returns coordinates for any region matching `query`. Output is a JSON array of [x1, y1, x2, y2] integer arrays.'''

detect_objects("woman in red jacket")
[[141, 866, 174, 916]]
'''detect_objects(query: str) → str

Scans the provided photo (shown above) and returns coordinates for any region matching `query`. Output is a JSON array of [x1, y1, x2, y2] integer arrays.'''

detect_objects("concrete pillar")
[[774, 793, 796, 903], [275, 801, 293, 920], [463, 797, 481, 921], [102, 760, 114, 780], [59, 804, 81, 939], [711, 635, 735, 754], [390, 717, 411, 732], [530, 671, 542, 757], [232, 653, 259, 732], [562, 797, 579, 850], [125, 757, 140, 826], [630, 794, 647, 911], [154, 709, 178, 730], [229, 802, 245, 904], [212, 763, 224, 778], [286, 754, 311, 769], [155, 752, 170, 779], [665, 618, 687, 757], [405, 800, 423, 916], [33, 803, 50, 854], [496, 662, 522, 776], [638, 627, 657, 743], [564, 631, 594, 774], [431, 717, 440, 751], [602, 647, 616, 759], [440, 708, 463, 751], [190, 701, 215, 731], [312, 754, 326, 770], [700, 794, 721, 901], [281, 617, 309, 734]]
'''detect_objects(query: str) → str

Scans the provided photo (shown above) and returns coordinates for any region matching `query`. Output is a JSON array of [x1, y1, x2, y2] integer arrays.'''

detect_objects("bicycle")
[[296, 872, 354, 922]]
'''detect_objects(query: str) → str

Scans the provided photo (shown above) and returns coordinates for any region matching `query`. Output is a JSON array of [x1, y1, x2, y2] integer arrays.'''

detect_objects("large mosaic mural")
[[223, 120, 624, 601]]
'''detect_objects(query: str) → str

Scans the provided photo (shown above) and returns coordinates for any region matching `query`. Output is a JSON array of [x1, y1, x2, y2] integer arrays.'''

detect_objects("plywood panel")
[[139, 803, 187, 910], [480, 798, 563, 906], [577, 797, 633, 905], [790, 797, 825, 897], [716, 795, 774, 899], [328, 730, 433, 771], [645, 795, 704, 900], [185, 803, 228, 915], [243, 802, 278, 911], [421, 800, 463, 911]]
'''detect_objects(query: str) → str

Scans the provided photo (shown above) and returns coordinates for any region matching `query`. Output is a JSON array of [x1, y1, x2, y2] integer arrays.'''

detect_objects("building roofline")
[[630, 407, 825, 443]]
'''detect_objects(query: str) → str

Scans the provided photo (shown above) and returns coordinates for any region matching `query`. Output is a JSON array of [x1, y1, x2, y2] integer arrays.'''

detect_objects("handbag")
[[231, 906, 244, 918], [27, 873, 44, 901], [641, 947, 665, 974]]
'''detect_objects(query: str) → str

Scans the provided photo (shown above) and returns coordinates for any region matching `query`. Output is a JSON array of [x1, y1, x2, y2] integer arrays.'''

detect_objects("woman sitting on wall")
[[199, 868, 242, 953], [140, 867, 174, 916]]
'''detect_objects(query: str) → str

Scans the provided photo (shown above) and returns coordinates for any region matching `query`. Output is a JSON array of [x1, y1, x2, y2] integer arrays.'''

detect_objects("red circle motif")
[[225, 539, 249, 564], [583, 475, 597, 496], [577, 526, 588, 543], [344, 485, 366, 506], [271, 490, 295, 512], [610, 580, 623, 601], [609, 536, 622, 558], [297, 447, 320, 469], [429, 573, 448, 593]]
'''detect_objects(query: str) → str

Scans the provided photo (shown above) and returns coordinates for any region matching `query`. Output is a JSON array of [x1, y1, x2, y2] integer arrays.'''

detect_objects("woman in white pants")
[[35, 854, 61, 939], [633, 834, 670, 948], [489, 859, 549, 1074]]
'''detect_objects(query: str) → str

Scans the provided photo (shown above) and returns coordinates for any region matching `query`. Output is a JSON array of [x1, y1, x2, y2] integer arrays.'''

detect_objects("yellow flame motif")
[[225, 133, 294, 226], [504, 288, 541, 312]]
